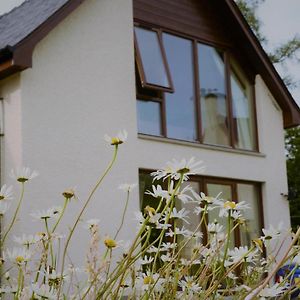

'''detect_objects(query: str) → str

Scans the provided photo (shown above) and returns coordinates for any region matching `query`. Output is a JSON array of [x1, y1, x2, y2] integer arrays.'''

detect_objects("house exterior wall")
[[0, 0, 290, 263]]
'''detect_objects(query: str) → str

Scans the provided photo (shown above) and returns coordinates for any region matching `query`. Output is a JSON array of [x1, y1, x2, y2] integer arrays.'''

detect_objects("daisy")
[[151, 157, 205, 182], [262, 223, 283, 241], [118, 183, 137, 193], [258, 283, 286, 298], [85, 218, 100, 230], [138, 255, 154, 265], [10, 167, 39, 183], [163, 207, 190, 223], [146, 185, 169, 199], [5, 247, 31, 265], [192, 191, 219, 205], [216, 199, 250, 218], [13, 234, 40, 247], [178, 276, 202, 294], [0, 184, 13, 201], [225, 246, 258, 266], [31, 206, 62, 221], [31, 283, 58, 300], [104, 130, 128, 146], [207, 223, 224, 234], [161, 242, 177, 251]]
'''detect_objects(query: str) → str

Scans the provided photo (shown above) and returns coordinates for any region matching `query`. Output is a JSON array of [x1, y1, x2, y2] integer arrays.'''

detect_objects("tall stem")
[[57, 145, 118, 298], [2, 183, 25, 246], [114, 190, 130, 240], [52, 197, 68, 233]]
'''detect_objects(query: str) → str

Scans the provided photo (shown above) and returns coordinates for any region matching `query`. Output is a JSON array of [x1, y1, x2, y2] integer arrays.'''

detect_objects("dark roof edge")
[[0, 0, 86, 78], [224, 0, 300, 128]]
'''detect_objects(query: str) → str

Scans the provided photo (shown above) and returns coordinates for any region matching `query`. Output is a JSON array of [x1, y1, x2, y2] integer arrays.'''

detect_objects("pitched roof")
[[0, 0, 68, 50], [0, 0, 299, 128]]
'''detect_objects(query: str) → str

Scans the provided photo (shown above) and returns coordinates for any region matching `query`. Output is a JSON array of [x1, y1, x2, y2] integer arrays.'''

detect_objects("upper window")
[[135, 25, 258, 151]]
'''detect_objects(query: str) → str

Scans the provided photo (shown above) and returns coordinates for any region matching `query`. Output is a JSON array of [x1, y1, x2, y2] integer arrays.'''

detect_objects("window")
[[135, 25, 258, 151], [139, 172, 262, 258]]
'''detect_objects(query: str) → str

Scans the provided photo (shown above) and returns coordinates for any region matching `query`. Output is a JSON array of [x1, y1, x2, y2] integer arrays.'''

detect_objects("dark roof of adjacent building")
[[0, 0, 299, 128]]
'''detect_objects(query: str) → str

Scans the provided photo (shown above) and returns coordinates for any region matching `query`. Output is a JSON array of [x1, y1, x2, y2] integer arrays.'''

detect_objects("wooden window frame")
[[139, 170, 264, 249], [135, 22, 259, 153], [134, 26, 174, 93]]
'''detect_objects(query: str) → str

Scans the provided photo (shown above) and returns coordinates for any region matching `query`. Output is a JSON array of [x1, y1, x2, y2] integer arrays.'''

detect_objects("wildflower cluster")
[[0, 130, 299, 299]]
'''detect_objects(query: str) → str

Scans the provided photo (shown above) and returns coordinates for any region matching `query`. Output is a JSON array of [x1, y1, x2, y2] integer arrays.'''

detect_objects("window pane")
[[231, 68, 256, 150], [198, 44, 230, 146], [237, 184, 261, 246], [163, 33, 197, 141], [137, 100, 162, 135], [176, 182, 201, 259], [135, 27, 171, 88], [206, 183, 234, 247]]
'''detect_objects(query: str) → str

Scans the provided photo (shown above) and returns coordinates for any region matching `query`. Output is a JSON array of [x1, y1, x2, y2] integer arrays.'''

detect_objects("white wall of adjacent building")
[[0, 0, 290, 263]]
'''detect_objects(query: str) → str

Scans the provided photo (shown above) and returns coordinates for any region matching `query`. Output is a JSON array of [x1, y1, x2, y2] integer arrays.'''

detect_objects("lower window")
[[139, 171, 262, 257]]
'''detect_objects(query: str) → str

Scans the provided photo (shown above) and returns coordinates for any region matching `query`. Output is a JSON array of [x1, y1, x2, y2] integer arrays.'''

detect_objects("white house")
[[0, 0, 299, 264]]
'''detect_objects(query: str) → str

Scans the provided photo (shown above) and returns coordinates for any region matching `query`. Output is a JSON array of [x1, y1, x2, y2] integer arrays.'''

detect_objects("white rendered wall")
[[0, 0, 25, 15], [0, 0, 290, 264]]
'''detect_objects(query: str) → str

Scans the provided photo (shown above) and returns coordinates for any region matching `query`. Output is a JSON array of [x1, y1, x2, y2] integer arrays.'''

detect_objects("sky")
[[0, 0, 299, 105]]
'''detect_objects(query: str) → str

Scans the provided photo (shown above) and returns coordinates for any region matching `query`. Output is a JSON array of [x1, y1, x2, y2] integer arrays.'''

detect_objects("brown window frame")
[[134, 26, 174, 93], [135, 22, 259, 153], [139, 170, 264, 249]]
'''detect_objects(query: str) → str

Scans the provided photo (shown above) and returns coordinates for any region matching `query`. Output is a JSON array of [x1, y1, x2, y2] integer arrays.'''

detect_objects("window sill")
[[138, 134, 266, 157]]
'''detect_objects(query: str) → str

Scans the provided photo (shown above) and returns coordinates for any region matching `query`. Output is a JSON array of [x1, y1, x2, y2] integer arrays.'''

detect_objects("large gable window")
[[135, 25, 258, 151]]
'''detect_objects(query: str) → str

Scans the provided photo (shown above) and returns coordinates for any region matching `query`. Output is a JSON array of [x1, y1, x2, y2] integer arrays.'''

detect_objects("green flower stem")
[[114, 189, 130, 240], [57, 145, 119, 298], [222, 210, 232, 269], [2, 183, 25, 246], [52, 197, 68, 233], [44, 218, 55, 267]]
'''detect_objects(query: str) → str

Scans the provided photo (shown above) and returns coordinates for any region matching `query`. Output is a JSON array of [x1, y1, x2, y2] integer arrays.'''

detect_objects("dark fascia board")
[[0, 0, 86, 77], [224, 0, 300, 128]]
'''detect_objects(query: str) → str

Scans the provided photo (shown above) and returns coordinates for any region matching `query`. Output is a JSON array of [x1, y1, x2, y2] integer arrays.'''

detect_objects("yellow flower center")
[[111, 137, 123, 145], [224, 201, 236, 209], [17, 177, 28, 183], [144, 206, 156, 216], [62, 189, 75, 199], [252, 238, 264, 252], [104, 238, 117, 249], [143, 276, 154, 285], [15, 256, 25, 264]]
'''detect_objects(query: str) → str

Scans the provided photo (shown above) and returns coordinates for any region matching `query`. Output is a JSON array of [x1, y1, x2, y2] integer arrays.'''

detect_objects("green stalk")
[[57, 145, 119, 298], [2, 183, 25, 246], [52, 197, 68, 233], [114, 189, 130, 240]]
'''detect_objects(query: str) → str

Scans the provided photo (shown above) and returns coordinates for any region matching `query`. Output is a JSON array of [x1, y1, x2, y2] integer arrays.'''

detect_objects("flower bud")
[[62, 189, 75, 199]]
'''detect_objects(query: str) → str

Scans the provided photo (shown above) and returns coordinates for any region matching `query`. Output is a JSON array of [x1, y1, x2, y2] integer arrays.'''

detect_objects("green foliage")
[[286, 127, 300, 230]]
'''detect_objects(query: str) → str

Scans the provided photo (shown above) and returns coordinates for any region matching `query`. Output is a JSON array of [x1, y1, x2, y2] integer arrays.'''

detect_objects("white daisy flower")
[[0, 184, 13, 201], [5, 247, 32, 265], [0, 201, 10, 215], [104, 129, 128, 146], [13, 234, 40, 247], [215, 199, 250, 218], [118, 183, 137, 193], [10, 167, 39, 183], [207, 223, 224, 234], [161, 252, 172, 262], [85, 218, 100, 230], [163, 207, 190, 223], [146, 185, 169, 199], [0, 285, 18, 295], [225, 246, 258, 267], [151, 157, 205, 182], [30, 206, 62, 221], [178, 276, 202, 293], [258, 283, 286, 298], [156, 222, 172, 230], [262, 223, 283, 241], [138, 255, 154, 265], [161, 242, 177, 251], [31, 283, 58, 299], [192, 191, 219, 205]]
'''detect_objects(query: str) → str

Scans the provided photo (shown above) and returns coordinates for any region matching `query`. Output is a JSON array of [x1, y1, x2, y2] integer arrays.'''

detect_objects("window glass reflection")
[[231, 67, 255, 150], [137, 100, 162, 136], [198, 44, 230, 146], [163, 33, 197, 141], [135, 27, 170, 88]]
